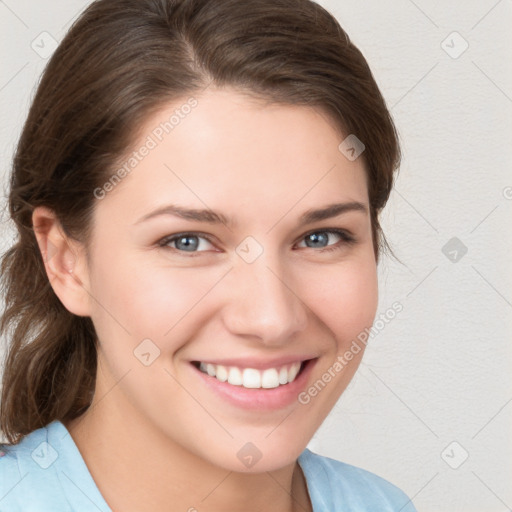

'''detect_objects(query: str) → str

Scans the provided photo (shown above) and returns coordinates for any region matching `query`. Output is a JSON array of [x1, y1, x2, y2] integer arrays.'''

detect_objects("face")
[[72, 87, 378, 472]]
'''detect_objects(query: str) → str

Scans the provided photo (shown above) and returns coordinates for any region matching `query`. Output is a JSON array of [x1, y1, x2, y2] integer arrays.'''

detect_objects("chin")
[[200, 432, 313, 474]]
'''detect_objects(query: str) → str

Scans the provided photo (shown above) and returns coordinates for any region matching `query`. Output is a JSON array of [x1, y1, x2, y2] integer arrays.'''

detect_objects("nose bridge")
[[224, 246, 308, 344]]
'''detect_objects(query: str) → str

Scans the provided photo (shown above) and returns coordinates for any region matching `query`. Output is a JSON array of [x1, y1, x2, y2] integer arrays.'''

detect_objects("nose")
[[221, 253, 309, 347]]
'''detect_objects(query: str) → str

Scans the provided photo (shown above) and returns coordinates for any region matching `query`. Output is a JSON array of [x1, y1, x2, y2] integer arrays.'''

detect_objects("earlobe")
[[32, 206, 92, 317]]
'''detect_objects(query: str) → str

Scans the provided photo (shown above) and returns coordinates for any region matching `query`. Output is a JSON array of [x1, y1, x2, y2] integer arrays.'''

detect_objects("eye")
[[157, 228, 356, 256], [296, 229, 356, 252], [158, 233, 216, 254]]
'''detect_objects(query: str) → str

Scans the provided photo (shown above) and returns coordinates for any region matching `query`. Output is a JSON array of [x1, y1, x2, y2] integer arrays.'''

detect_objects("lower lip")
[[191, 359, 317, 411]]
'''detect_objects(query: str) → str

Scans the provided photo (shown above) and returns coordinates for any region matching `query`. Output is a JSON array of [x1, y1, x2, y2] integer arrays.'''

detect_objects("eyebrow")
[[134, 201, 368, 228]]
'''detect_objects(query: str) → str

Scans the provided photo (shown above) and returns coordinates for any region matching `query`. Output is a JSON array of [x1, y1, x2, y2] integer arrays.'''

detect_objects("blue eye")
[[158, 228, 356, 256], [297, 229, 356, 252], [159, 233, 215, 253]]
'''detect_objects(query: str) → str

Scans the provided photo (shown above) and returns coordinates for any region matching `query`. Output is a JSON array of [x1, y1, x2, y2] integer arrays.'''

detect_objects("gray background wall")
[[1, 1, 511, 511]]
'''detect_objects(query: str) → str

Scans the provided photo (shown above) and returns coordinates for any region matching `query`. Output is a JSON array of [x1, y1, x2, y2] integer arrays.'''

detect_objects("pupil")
[[177, 235, 198, 251], [307, 233, 327, 248]]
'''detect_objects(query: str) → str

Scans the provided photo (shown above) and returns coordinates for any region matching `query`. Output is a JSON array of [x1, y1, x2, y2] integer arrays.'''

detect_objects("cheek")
[[303, 256, 378, 350], [87, 251, 222, 354], [295, 257, 378, 417]]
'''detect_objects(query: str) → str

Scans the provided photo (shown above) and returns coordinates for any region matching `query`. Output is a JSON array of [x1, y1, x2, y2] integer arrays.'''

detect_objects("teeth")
[[278, 366, 288, 385], [243, 368, 261, 388], [227, 367, 243, 386], [288, 362, 301, 382], [261, 368, 279, 389], [216, 365, 228, 382], [197, 361, 303, 389]]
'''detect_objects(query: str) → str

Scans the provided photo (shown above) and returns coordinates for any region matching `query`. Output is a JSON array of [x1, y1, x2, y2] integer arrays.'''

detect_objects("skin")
[[33, 86, 378, 512]]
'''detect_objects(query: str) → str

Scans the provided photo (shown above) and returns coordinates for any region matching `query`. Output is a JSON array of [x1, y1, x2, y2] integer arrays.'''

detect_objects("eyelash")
[[157, 228, 356, 256]]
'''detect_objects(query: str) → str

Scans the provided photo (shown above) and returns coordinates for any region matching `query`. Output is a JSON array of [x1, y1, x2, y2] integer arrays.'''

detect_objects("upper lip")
[[191, 355, 317, 370]]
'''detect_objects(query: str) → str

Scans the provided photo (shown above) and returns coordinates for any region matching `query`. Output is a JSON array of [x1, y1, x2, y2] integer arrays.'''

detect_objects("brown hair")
[[0, 0, 401, 444]]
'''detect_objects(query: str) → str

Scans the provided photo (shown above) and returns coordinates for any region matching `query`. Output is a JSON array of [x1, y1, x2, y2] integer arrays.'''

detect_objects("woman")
[[0, 0, 417, 510]]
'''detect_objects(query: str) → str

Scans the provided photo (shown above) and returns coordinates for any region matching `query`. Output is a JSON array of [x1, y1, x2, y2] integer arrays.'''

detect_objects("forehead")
[[96, 87, 369, 227]]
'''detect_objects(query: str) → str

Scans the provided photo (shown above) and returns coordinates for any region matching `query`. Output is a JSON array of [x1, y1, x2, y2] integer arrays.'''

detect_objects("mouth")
[[192, 360, 307, 389], [190, 358, 317, 410]]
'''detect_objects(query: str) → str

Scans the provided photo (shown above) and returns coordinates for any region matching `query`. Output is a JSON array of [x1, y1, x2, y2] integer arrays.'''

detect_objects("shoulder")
[[0, 441, 24, 506], [298, 448, 418, 512], [0, 423, 72, 512]]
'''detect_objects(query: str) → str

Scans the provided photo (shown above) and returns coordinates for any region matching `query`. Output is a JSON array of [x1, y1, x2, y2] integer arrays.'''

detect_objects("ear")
[[32, 206, 92, 317]]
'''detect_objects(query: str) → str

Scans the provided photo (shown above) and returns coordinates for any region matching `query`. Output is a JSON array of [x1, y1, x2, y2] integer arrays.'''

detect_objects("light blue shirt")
[[0, 420, 418, 511]]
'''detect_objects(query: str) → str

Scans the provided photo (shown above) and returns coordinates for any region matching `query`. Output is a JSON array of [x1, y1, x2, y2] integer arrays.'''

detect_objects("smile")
[[190, 357, 317, 410], [196, 361, 303, 389]]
